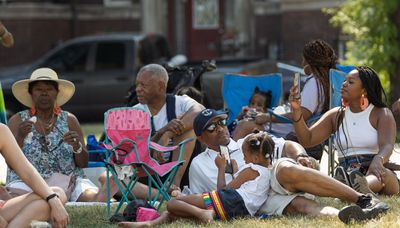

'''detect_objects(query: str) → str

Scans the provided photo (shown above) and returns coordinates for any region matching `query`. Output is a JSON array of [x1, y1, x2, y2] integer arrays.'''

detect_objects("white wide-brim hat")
[[12, 67, 75, 108]]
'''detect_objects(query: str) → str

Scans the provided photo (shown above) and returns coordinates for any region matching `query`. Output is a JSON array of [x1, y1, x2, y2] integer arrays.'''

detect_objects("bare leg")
[[276, 161, 362, 203], [366, 168, 399, 195], [232, 120, 263, 141], [0, 187, 66, 227], [0, 186, 11, 200], [77, 173, 120, 202], [166, 194, 214, 223], [99, 172, 162, 200], [118, 211, 172, 227], [171, 130, 196, 187], [283, 196, 339, 217], [6, 187, 29, 198]]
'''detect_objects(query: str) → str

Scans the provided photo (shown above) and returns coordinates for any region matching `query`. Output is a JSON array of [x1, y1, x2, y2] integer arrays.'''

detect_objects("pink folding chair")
[[103, 107, 192, 217]]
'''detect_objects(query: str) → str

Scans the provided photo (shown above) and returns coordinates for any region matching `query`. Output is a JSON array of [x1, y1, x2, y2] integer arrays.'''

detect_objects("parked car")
[[0, 33, 173, 122]]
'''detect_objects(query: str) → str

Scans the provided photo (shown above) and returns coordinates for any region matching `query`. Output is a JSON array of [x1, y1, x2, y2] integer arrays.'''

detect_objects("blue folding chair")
[[222, 73, 282, 125], [327, 69, 347, 175]]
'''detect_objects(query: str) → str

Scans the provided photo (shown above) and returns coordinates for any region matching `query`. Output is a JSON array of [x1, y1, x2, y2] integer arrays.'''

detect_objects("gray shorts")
[[258, 158, 315, 216]]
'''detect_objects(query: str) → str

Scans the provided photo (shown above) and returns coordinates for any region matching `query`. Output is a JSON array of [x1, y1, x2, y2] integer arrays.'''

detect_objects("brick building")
[[0, 0, 345, 68]]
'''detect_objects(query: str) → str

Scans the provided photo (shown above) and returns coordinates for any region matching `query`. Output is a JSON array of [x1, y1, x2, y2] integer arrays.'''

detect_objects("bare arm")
[[226, 167, 259, 189], [254, 106, 313, 125], [153, 103, 204, 142], [7, 114, 32, 148], [289, 85, 336, 147], [67, 113, 88, 168], [0, 124, 69, 226], [281, 140, 306, 160], [367, 107, 396, 180], [0, 21, 14, 48], [178, 103, 204, 133]]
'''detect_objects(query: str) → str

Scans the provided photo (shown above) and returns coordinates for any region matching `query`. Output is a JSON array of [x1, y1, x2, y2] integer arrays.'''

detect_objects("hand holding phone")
[[219, 145, 233, 174], [293, 73, 301, 98]]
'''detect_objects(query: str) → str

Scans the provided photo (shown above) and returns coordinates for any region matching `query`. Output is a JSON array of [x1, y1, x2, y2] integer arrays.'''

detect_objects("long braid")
[[303, 40, 337, 113]]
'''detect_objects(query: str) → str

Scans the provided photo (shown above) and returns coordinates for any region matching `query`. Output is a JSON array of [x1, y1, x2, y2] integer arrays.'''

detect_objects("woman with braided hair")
[[290, 66, 399, 196], [232, 39, 337, 141]]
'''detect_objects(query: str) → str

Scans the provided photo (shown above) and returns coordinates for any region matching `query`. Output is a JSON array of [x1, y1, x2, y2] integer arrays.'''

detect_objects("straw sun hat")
[[12, 67, 75, 108]]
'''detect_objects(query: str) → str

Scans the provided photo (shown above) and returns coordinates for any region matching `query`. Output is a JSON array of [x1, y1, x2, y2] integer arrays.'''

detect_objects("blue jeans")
[[338, 154, 375, 175]]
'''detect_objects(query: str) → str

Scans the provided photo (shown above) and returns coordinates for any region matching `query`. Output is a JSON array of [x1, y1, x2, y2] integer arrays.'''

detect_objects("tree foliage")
[[325, 0, 399, 91]]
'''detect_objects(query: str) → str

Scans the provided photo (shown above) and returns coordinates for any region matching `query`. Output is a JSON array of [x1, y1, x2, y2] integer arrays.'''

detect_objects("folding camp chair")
[[103, 107, 192, 217], [222, 73, 319, 133], [222, 73, 283, 126], [0, 83, 7, 124], [327, 69, 347, 175]]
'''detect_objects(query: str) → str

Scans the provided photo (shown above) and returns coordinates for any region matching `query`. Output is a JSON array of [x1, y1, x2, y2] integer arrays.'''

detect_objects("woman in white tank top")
[[289, 66, 399, 196]]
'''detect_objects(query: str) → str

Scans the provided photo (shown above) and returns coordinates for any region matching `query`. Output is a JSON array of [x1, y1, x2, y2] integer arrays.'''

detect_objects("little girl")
[[118, 132, 274, 227], [229, 87, 272, 134]]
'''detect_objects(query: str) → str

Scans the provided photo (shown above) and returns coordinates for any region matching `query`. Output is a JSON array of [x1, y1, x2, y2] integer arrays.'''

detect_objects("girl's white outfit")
[[234, 163, 271, 216]]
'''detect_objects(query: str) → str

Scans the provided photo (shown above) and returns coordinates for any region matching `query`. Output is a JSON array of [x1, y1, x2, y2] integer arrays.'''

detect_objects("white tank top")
[[234, 163, 270, 216], [336, 104, 379, 158]]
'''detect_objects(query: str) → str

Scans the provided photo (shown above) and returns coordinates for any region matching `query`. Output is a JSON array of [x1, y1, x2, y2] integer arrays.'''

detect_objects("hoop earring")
[[341, 98, 348, 108], [360, 94, 369, 110]]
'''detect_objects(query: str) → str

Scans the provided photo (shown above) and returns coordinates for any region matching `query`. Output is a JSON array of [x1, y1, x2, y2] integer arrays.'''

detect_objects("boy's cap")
[[193, 109, 228, 136]]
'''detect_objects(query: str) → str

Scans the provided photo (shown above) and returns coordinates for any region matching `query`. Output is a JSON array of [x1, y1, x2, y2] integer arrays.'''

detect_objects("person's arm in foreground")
[[0, 124, 69, 227], [0, 21, 14, 48]]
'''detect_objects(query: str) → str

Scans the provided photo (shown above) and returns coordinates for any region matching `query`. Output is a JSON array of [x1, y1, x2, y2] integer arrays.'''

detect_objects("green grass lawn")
[[77, 123, 400, 227], [66, 196, 400, 227]]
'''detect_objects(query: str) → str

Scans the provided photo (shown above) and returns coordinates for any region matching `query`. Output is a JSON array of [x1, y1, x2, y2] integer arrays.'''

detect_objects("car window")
[[95, 42, 125, 70], [44, 43, 90, 73]]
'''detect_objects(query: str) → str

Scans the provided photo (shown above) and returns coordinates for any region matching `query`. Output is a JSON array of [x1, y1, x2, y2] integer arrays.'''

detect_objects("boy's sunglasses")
[[205, 119, 227, 133]]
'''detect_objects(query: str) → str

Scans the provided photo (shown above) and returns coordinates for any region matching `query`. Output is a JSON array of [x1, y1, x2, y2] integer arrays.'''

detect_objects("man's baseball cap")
[[193, 109, 228, 136]]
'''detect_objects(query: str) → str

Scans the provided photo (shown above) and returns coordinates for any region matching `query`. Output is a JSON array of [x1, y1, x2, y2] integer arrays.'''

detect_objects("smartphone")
[[219, 145, 233, 174], [294, 73, 301, 98]]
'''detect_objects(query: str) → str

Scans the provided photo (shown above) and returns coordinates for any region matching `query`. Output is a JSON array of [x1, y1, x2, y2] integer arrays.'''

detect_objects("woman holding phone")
[[289, 66, 399, 196], [233, 39, 337, 141]]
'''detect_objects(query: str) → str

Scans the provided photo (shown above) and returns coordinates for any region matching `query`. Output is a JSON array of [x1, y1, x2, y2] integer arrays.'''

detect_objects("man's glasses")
[[205, 119, 227, 133]]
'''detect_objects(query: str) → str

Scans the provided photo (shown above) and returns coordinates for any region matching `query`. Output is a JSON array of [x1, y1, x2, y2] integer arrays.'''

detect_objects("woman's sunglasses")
[[204, 119, 227, 133]]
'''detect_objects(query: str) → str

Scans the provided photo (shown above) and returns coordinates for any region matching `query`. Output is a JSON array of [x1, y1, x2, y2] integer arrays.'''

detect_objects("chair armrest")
[[177, 137, 194, 146], [150, 141, 178, 152], [267, 108, 292, 123]]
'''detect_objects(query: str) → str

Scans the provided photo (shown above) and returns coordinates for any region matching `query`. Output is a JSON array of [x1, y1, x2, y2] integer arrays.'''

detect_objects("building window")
[[193, 0, 219, 29]]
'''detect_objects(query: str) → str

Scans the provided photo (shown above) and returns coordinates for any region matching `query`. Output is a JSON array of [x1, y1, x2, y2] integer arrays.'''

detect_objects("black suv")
[[1, 33, 171, 122]]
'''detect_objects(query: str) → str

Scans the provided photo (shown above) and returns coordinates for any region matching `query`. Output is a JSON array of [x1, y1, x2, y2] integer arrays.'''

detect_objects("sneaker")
[[334, 166, 351, 187], [348, 170, 374, 195], [338, 194, 389, 224]]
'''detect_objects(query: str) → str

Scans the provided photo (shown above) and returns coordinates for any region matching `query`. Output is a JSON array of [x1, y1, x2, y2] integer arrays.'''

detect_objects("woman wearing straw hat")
[[6, 67, 117, 202]]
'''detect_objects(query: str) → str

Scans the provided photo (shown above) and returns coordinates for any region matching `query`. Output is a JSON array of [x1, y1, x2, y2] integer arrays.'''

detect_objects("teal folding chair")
[[103, 107, 192, 217], [327, 69, 347, 175]]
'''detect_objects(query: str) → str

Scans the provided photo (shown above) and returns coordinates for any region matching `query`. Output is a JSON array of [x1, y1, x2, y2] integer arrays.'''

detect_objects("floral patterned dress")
[[7, 110, 85, 184]]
